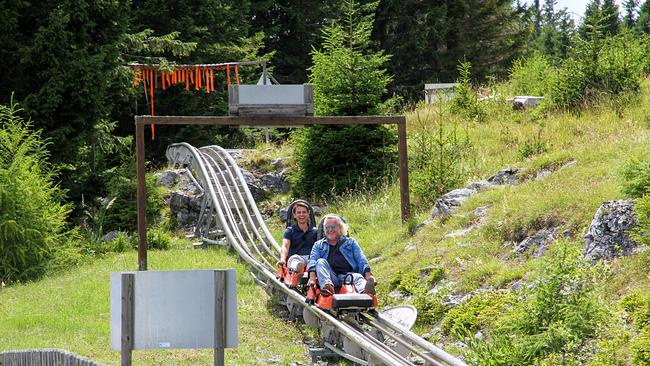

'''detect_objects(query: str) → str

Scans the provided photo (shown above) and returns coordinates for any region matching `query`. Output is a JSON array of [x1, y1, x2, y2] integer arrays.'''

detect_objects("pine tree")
[[635, 0, 650, 33], [294, 0, 397, 198], [580, 0, 621, 37], [601, 0, 622, 34]]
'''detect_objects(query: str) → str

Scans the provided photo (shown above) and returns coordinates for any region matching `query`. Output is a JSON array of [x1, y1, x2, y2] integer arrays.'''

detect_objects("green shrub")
[[101, 232, 132, 253], [0, 101, 72, 283], [292, 124, 396, 198], [621, 153, 650, 198], [409, 111, 473, 208], [549, 33, 647, 110], [632, 334, 650, 366], [146, 226, 171, 250], [620, 152, 650, 247], [458, 243, 606, 364], [413, 288, 449, 324], [635, 194, 650, 246], [450, 61, 486, 121], [102, 158, 166, 233], [292, 0, 398, 198], [517, 128, 550, 160], [441, 291, 512, 336], [425, 266, 445, 286], [387, 270, 420, 295], [509, 54, 555, 96]]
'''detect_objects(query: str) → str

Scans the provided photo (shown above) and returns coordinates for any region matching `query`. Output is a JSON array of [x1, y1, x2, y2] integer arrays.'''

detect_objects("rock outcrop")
[[584, 200, 638, 261]]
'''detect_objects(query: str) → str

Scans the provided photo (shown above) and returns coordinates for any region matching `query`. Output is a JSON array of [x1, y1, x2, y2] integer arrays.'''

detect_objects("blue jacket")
[[307, 235, 371, 275]]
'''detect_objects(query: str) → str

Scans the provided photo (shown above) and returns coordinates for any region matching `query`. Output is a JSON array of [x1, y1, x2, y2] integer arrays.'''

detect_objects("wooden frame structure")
[[135, 115, 409, 271]]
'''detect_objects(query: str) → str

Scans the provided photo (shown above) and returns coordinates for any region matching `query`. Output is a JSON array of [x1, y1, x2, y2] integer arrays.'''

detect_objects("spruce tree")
[[293, 0, 396, 198], [601, 0, 622, 35], [623, 0, 639, 28], [635, 0, 650, 33]]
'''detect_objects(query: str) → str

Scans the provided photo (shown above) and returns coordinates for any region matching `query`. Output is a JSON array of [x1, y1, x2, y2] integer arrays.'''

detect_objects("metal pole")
[[397, 118, 410, 222], [135, 120, 148, 271]]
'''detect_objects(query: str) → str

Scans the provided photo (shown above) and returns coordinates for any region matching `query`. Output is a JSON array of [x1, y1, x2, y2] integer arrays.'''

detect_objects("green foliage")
[[0, 0, 132, 212], [122, 29, 197, 64], [409, 109, 473, 208], [373, 0, 526, 99], [0, 102, 71, 283], [309, 0, 393, 116], [292, 124, 396, 198], [450, 62, 486, 121], [387, 268, 451, 324], [146, 226, 172, 250], [524, 1, 576, 62], [388, 270, 420, 295], [250, 0, 341, 84], [294, 0, 397, 198], [458, 243, 605, 365], [413, 288, 450, 324], [101, 232, 133, 253], [621, 152, 650, 198], [549, 32, 647, 110], [509, 54, 555, 96], [635, 194, 650, 246], [101, 156, 166, 233], [622, 291, 650, 331], [517, 127, 549, 160], [620, 150, 650, 246], [441, 291, 512, 336], [619, 291, 650, 365], [425, 266, 446, 286], [632, 333, 650, 365]]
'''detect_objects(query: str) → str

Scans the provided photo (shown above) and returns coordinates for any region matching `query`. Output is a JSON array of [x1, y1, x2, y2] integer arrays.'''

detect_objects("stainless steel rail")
[[166, 143, 467, 366]]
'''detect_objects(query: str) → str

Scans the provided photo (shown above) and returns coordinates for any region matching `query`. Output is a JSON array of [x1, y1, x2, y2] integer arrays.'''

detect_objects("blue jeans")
[[314, 258, 367, 293]]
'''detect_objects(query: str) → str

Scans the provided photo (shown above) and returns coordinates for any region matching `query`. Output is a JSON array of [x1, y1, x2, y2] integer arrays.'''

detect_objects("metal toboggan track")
[[166, 143, 467, 366]]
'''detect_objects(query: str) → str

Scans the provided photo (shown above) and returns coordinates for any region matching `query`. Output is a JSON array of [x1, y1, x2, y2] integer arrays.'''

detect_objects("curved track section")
[[166, 143, 467, 366]]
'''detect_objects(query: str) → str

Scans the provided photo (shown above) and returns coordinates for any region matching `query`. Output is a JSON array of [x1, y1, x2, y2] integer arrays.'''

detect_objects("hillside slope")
[[320, 80, 650, 364]]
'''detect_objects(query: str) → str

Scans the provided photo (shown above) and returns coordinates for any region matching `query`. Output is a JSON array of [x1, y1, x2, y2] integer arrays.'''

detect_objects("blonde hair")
[[323, 214, 349, 236]]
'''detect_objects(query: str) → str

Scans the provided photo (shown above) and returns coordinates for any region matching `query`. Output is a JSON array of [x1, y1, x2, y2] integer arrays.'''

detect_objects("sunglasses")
[[325, 225, 338, 230]]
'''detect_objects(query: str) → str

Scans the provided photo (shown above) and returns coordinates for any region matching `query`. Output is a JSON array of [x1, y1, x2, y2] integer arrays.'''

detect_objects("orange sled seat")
[[277, 264, 309, 288], [307, 274, 377, 311]]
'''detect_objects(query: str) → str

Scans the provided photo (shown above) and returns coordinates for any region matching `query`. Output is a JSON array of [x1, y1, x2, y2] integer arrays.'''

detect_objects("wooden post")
[[397, 118, 410, 222], [214, 270, 226, 366], [121, 273, 135, 366], [135, 121, 148, 271]]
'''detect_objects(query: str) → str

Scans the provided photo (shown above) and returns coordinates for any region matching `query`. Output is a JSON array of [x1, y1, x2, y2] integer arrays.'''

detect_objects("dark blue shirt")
[[327, 241, 353, 275], [282, 224, 317, 257]]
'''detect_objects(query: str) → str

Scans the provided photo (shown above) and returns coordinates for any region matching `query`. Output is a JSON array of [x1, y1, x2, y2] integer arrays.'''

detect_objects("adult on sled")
[[307, 214, 376, 296], [278, 200, 317, 273]]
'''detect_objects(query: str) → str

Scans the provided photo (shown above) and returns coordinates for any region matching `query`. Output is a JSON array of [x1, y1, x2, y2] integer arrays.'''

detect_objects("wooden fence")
[[0, 349, 105, 366]]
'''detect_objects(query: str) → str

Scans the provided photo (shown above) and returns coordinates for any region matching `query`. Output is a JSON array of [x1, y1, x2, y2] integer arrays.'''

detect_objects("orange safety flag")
[[235, 64, 240, 85], [210, 68, 214, 93]]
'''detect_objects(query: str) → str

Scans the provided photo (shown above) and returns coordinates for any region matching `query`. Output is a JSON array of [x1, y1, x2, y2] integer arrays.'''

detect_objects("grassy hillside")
[[322, 80, 650, 364]]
